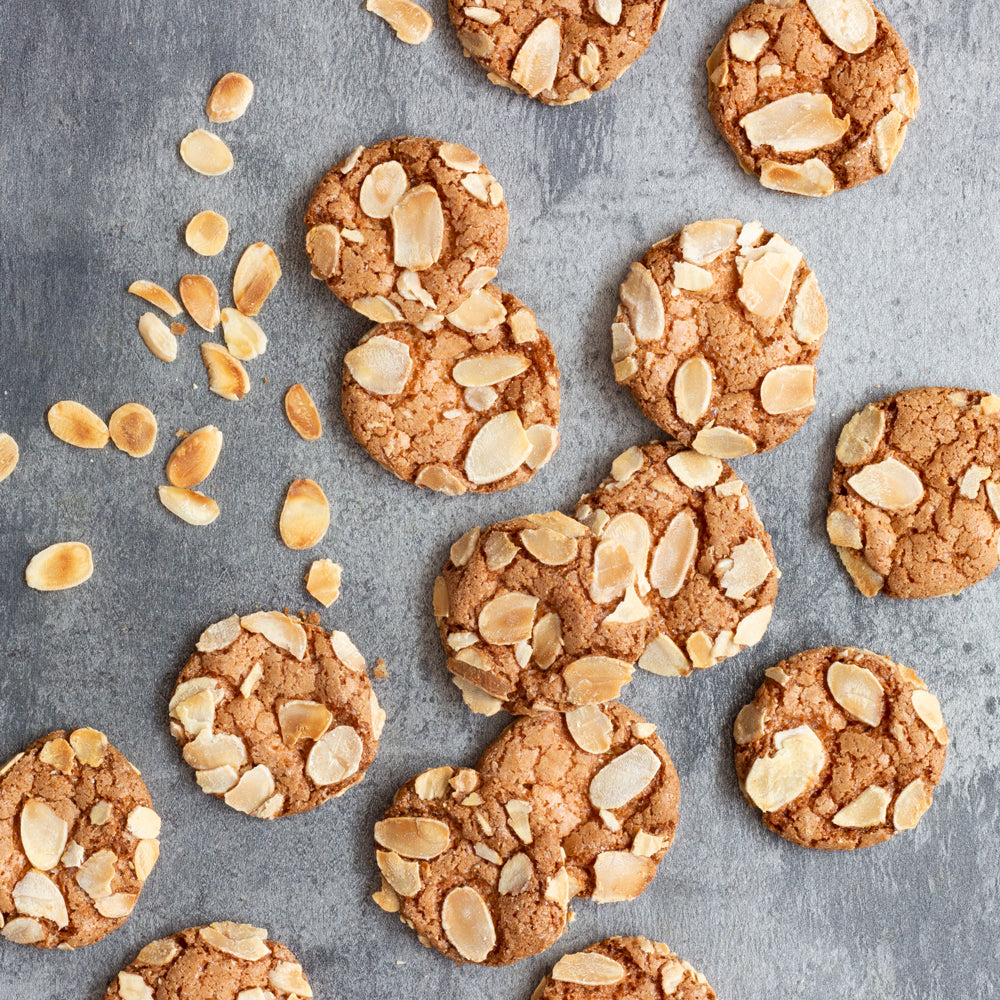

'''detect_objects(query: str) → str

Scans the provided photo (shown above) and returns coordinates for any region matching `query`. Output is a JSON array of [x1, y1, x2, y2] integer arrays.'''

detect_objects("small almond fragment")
[[241, 610, 307, 658], [760, 365, 815, 414], [848, 458, 924, 510], [185, 211, 229, 256], [591, 851, 656, 903], [375, 817, 450, 859], [166, 425, 223, 488], [306, 559, 341, 606], [446, 287, 508, 334], [741, 94, 849, 153], [206, 72, 254, 122], [827, 509, 862, 549], [376, 850, 422, 897], [497, 852, 533, 895], [532, 612, 563, 668], [184, 732, 247, 772], [738, 242, 801, 320], [650, 511, 698, 599], [306, 725, 363, 786], [693, 425, 757, 459], [391, 184, 444, 270], [285, 383, 322, 440], [838, 547, 884, 597], [20, 800, 69, 871], [306, 224, 342, 280], [13, 870, 69, 927], [511, 18, 560, 97], [680, 219, 740, 264], [563, 656, 633, 705], [553, 951, 626, 986], [791, 272, 828, 343], [760, 158, 836, 197], [108, 404, 157, 458], [589, 744, 661, 810], [201, 343, 250, 400], [832, 786, 891, 828], [672, 262, 714, 292], [117, 973, 155, 1000], [744, 725, 825, 811], [734, 605, 773, 648], [805, 0, 876, 54], [720, 538, 773, 599], [25, 542, 94, 591], [525, 424, 559, 470], [158, 486, 219, 525], [137, 312, 178, 362], [220, 308, 267, 361], [666, 450, 723, 490], [893, 778, 933, 830], [836, 405, 885, 465], [224, 764, 276, 815], [827, 661, 884, 726], [730, 27, 770, 61], [345, 335, 412, 395], [674, 357, 713, 424], [180, 129, 233, 176], [233, 243, 281, 316], [278, 701, 333, 746], [366, 0, 433, 45], [479, 592, 538, 645], [620, 263, 664, 343], [279, 478, 330, 550], [638, 633, 690, 676], [128, 280, 182, 316], [565, 704, 613, 754], [912, 690, 947, 743], [47, 401, 109, 449], [465, 411, 532, 485]]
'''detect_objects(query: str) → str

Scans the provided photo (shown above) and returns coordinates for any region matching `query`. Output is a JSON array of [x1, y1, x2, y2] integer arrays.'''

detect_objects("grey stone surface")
[[1, 0, 999, 996]]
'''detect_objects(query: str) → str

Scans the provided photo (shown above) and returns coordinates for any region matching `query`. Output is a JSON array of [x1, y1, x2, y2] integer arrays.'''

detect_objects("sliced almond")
[[126, 806, 161, 840], [679, 219, 739, 265], [741, 94, 849, 153], [268, 963, 312, 997], [495, 852, 532, 895], [278, 701, 333, 746], [532, 612, 563, 668], [108, 404, 157, 458], [438, 143, 481, 172], [220, 308, 267, 361], [744, 725, 825, 811], [366, 0, 433, 44], [442, 886, 496, 963], [233, 242, 281, 316], [224, 764, 276, 815], [453, 354, 529, 387], [166, 425, 223, 488], [511, 18, 560, 97], [672, 261, 713, 292], [674, 357, 713, 424], [180, 129, 233, 176], [137, 312, 178, 362], [38, 739, 75, 773], [720, 538, 773, 599], [305, 559, 341, 607], [589, 744, 661, 810], [838, 547, 884, 597], [520, 526, 577, 565], [307, 726, 363, 785], [827, 660, 884, 726], [848, 458, 924, 510], [805, 0, 876, 54], [637, 633, 690, 677], [589, 538, 633, 605], [201, 343, 250, 400], [345, 335, 412, 395], [206, 71, 254, 122], [760, 365, 815, 414], [958, 464, 991, 500], [620, 262, 665, 342], [47, 401, 109, 449], [158, 486, 219, 525], [13, 870, 69, 927], [836, 405, 885, 465], [591, 851, 656, 903], [0, 432, 18, 483], [2, 916, 45, 944], [525, 424, 559, 470], [733, 605, 773, 647], [128, 280, 182, 317], [760, 158, 836, 197], [649, 511, 698, 599], [465, 411, 531, 485], [240, 611, 307, 658], [734, 703, 768, 745], [376, 850, 422, 897], [20, 800, 69, 870], [199, 923, 271, 962], [478, 592, 538, 645], [25, 542, 94, 591], [827, 509, 862, 549], [893, 778, 933, 831], [791, 272, 828, 343], [360, 160, 409, 219], [375, 817, 450, 859], [446, 287, 507, 334], [76, 849, 117, 900], [279, 478, 330, 550], [284, 383, 323, 441], [553, 951, 626, 986], [391, 184, 445, 271], [738, 242, 801, 320], [874, 109, 907, 172], [912, 690, 947, 743], [183, 732, 247, 771], [135, 839, 160, 881], [565, 704, 613, 754], [832, 785, 891, 828], [306, 224, 342, 281], [730, 27, 770, 61], [414, 766, 454, 800], [692, 425, 757, 458], [666, 450, 723, 490], [563, 656, 633, 705], [117, 973, 155, 1000], [185, 210, 229, 256]]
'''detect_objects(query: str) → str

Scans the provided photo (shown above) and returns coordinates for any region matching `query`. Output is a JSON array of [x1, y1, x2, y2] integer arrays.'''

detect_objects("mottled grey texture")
[[0, 1, 998, 998]]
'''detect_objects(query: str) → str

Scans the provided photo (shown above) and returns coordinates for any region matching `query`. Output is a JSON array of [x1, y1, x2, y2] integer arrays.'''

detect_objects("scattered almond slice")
[[206, 72, 254, 122], [201, 343, 250, 400], [138, 312, 178, 362], [744, 725, 825, 811], [128, 280, 182, 317], [760, 158, 836, 197], [893, 778, 933, 830], [827, 661, 885, 725], [233, 242, 281, 315], [166, 425, 223, 488], [185, 211, 229, 257], [760, 365, 815, 414], [241, 611, 307, 658], [306, 559, 341, 606], [158, 486, 220, 525], [285, 383, 322, 440], [832, 786, 891, 828], [180, 129, 234, 176], [25, 541, 93, 591], [366, 0, 433, 44], [836, 404, 885, 465], [109, 403, 157, 457], [620, 262, 664, 342], [220, 308, 267, 361], [692, 425, 757, 459], [47, 401, 109, 449], [674, 357, 713, 424], [848, 457, 924, 510], [591, 851, 656, 903], [179, 275, 221, 332], [553, 952, 626, 986], [442, 886, 496, 962], [279, 478, 330, 550], [511, 18, 560, 97], [0, 433, 19, 483]]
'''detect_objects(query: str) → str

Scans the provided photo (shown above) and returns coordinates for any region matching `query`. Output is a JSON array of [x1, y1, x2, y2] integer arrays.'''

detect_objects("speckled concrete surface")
[[1, 1, 998, 997]]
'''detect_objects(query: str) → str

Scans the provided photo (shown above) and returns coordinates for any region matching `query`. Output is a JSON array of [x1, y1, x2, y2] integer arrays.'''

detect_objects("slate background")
[[1, 1, 999, 997]]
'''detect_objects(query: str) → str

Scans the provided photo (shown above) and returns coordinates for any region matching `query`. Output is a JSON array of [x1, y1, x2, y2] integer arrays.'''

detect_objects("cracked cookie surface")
[[708, 0, 919, 195], [828, 388, 1000, 599]]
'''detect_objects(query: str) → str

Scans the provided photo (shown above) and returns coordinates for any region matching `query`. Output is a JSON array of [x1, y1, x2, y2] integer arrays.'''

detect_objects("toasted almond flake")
[[680, 219, 740, 264], [720, 538, 773, 599], [674, 357, 713, 424], [158, 485, 219, 525], [564, 656, 633, 705], [491, 852, 531, 895], [185, 210, 229, 257], [376, 850, 421, 898], [2, 916, 45, 944], [220, 308, 267, 361], [620, 263, 664, 343], [745, 725, 825, 811], [308, 224, 343, 279], [465, 411, 531, 484], [893, 778, 933, 830], [375, 817, 450, 859], [524, 424, 559, 470], [532, 612, 563, 668], [461, 266, 498, 293], [589, 744, 661, 810], [452, 675, 503, 715], [366, 0, 433, 44], [511, 18, 560, 97], [553, 951, 625, 986], [520, 526, 577, 565], [591, 852, 656, 905], [592, 0, 621, 24], [233, 242, 281, 316], [390, 184, 444, 272], [117, 973, 154, 1000], [180, 129, 233, 176], [760, 365, 815, 414], [479, 592, 538, 645], [306, 726, 362, 785], [240, 611, 307, 658], [25, 542, 94, 591], [504, 799, 533, 843], [450, 527, 481, 568], [734, 605, 773, 648], [413, 766, 453, 801], [686, 630, 715, 671], [172, 687, 217, 736], [76, 849, 117, 900], [730, 27, 770, 60], [172, 321, 187, 335], [565, 704, 613, 754], [827, 509, 862, 549], [305, 559, 341, 607], [874, 108, 907, 171], [373, 880, 400, 913], [206, 71, 254, 122], [13, 870, 68, 927], [20, 800, 69, 870], [166, 425, 223, 488], [958, 464, 991, 500], [278, 700, 334, 746], [912, 689, 947, 743], [838, 547, 884, 597], [602, 512, 651, 589], [649, 511, 698, 599], [240, 663, 263, 699], [452, 354, 529, 388], [38, 740, 74, 773], [95, 892, 138, 919], [442, 886, 496, 963], [123, 806, 160, 840], [741, 93, 849, 153], [738, 242, 802, 320], [283, 383, 323, 442], [360, 161, 409, 221], [611, 320, 635, 364], [134, 838, 160, 881], [108, 404, 157, 458], [760, 157, 836, 197], [666, 451, 723, 490], [184, 732, 247, 771], [47, 401, 109, 449], [672, 261, 713, 292], [461, 173, 489, 202], [833, 785, 891, 827], [201, 343, 250, 400], [805, 0, 876, 53], [638, 633, 690, 676], [135, 938, 180, 966], [836, 405, 885, 465], [268, 963, 312, 998], [345, 335, 412, 395], [438, 142, 480, 172], [447, 287, 507, 334], [604, 585, 650, 625], [199, 923, 271, 962], [587, 538, 630, 605], [128, 280, 182, 317], [734, 703, 768, 745], [459, 29, 494, 57], [789, 271, 828, 344], [693, 425, 757, 459], [848, 458, 924, 511], [987, 481, 1000, 521], [0, 433, 18, 483], [223, 764, 275, 814], [279, 478, 330, 550], [137, 312, 178, 362], [828, 661, 884, 726]]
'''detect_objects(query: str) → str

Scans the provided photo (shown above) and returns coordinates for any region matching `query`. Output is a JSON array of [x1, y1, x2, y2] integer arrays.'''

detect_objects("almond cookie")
[[169, 612, 383, 818], [575, 442, 779, 677], [707, 0, 919, 196], [342, 285, 560, 495], [734, 647, 947, 850], [304, 137, 508, 323], [0, 728, 161, 949], [827, 388, 1000, 599], [476, 705, 679, 901], [435, 512, 652, 716], [373, 767, 570, 965], [101, 922, 312, 1000], [613, 220, 826, 455], [448, 0, 669, 106], [533, 936, 716, 999]]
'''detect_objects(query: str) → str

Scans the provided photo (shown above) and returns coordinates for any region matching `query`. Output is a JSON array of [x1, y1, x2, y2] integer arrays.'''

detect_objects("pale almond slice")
[[848, 458, 924, 510], [827, 660, 884, 726], [958, 464, 991, 500], [452, 354, 530, 387], [180, 129, 233, 176], [128, 280, 182, 317], [375, 817, 450, 859], [874, 109, 907, 171], [463, 266, 499, 293], [791, 272, 828, 343], [720, 538, 773, 599], [565, 704, 613, 754], [285, 383, 323, 440], [306, 559, 341, 606], [184, 732, 247, 771], [912, 690, 947, 743], [593, 0, 621, 25], [414, 766, 453, 800], [603, 585, 649, 625], [224, 765, 275, 815], [484, 531, 518, 571], [563, 656, 633, 705], [306, 224, 342, 279], [666, 450, 723, 490], [832, 786, 890, 828], [138, 312, 178, 362], [199, 923, 271, 961], [126, 806, 161, 840], [446, 287, 507, 334], [442, 886, 496, 963], [893, 778, 933, 830], [220, 308, 267, 360], [279, 478, 330, 550], [439, 142, 481, 172], [649, 511, 698, 599], [497, 852, 533, 895], [377, 850, 422, 897], [838, 547, 884, 597], [108, 404, 157, 458], [532, 612, 563, 668], [233, 243, 281, 315], [478, 592, 538, 645], [520, 526, 577, 565], [511, 18, 560, 97], [117, 972, 155, 1000], [738, 246, 799, 320], [450, 527, 480, 567], [760, 365, 815, 414], [987, 481, 1000, 521], [0, 432, 19, 483], [741, 94, 849, 153], [729, 27, 770, 61], [760, 158, 836, 197], [392, 184, 444, 270], [692, 425, 757, 459], [744, 725, 825, 811], [201, 343, 250, 400], [278, 700, 333, 746], [360, 161, 409, 219], [620, 262, 664, 342], [836, 404, 885, 465], [20, 800, 69, 870], [603, 512, 651, 591], [306, 726, 362, 785], [47, 401, 109, 449], [76, 848, 116, 900], [827, 509, 862, 549], [525, 424, 558, 470], [553, 951, 626, 986], [206, 72, 254, 122], [805, 0, 876, 54], [733, 703, 768, 745], [185, 210, 229, 256], [591, 851, 656, 903], [672, 261, 713, 292], [397, 269, 436, 308], [465, 411, 531, 485], [13, 870, 69, 927], [25, 542, 94, 591], [166, 425, 223, 488], [674, 357, 713, 424], [240, 611, 307, 658], [366, 0, 433, 44], [1, 917, 46, 944], [345, 335, 412, 395], [589, 744, 661, 810], [70, 728, 108, 766], [158, 486, 220, 525], [733, 606, 773, 648], [679, 219, 740, 264]]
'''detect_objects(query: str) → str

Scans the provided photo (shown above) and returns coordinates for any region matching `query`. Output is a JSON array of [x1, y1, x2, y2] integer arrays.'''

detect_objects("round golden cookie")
[[707, 0, 919, 196], [374, 767, 569, 966], [533, 937, 716, 1000], [827, 388, 1000, 599], [476, 704, 679, 901], [169, 612, 382, 818], [435, 512, 651, 716], [101, 922, 312, 1000], [734, 647, 948, 850], [575, 441, 779, 676], [0, 728, 161, 949], [613, 220, 827, 455], [304, 136, 509, 323], [448, 0, 669, 106], [341, 285, 561, 495]]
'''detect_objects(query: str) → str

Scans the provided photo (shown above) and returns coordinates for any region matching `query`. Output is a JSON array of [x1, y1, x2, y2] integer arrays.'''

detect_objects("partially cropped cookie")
[[533, 937, 716, 999], [169, 611, 383, 818], [734, 647, 947, 850], [435, 512, 651, 716], [828, 388, 1000, 599], [613, 220, 826, 456], [101, 922, 312, 1000], [708, 0, 919, 195], [0, 728, 161, 949], [305, 137, 508, 323], [575, 442, 779, 676], [449, 0, 669, 106], [342, 286, 560, 495], [477, 705, 679, 901], [373, 767, 569, 965]]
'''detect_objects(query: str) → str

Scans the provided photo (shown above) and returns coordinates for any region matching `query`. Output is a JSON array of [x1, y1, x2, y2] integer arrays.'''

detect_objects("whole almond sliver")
[[166, 425, 223, 488], [179, 274, 221, 332], [47, 401, 109, 449], [158, 486, 220, 525], [25, 542, 94, 591], [138, 312, 178, 362], [220, 308, 267, 361], [279, 478, 330, 550], [206, 72, 255, 122], [366, 0, 433, 45], [180, 129, 234, 176], [128, 280, 182, 317], [201, 343, 250, 400], [233, 243, 281, 316], [741, 94, 849, 154], [285, 384, 323, 440], [108, 403, 157, 458], [185, 211, 229, 257], [511, 18, 560, 97]]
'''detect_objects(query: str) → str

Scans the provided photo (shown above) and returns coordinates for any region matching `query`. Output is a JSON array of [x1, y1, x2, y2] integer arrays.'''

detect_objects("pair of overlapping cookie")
[[304, 136, 560, 496]]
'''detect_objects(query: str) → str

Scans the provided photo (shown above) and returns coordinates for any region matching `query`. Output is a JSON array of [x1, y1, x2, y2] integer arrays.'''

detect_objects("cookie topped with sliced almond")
[[734, 646, 947, 850], [168, 611, 383, 818], [342, 285, 560, 496], [304, 136, 508, 323], [828, 388, 1000, 599], [0, 728, 161, 949], [613, 220, 826, 455], [707, 0, 919, 195]]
